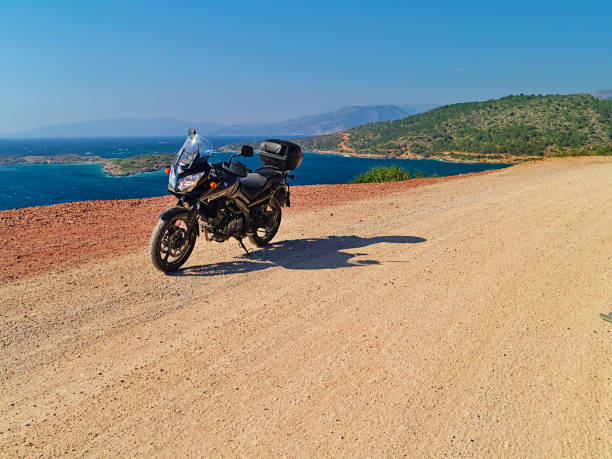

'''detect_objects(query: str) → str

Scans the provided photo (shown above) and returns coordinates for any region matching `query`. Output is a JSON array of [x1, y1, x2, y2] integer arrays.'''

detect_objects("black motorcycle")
[[149, 129, 303, 272]]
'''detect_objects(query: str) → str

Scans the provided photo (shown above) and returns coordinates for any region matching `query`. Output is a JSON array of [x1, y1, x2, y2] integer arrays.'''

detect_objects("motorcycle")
[[149, 129, 303, 272]]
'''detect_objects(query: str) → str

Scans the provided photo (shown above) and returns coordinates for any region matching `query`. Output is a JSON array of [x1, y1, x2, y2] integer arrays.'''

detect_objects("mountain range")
[[3, 118, 225, 139], [3, 104, 435, 138], [214, 104, 435, 136]]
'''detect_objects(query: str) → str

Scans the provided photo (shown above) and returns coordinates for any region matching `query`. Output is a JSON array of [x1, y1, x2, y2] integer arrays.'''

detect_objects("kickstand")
[[238, 238, 252, 257]]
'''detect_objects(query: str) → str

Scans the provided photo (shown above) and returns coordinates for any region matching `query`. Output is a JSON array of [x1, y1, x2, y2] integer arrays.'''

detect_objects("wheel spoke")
[[151, 216, 195, 272], [161, 220, 189, 264]]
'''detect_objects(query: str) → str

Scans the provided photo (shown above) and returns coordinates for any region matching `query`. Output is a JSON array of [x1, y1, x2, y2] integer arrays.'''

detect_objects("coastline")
[[307, 148, 535, 164], [221, 144, 527, 164], [0, 154, 511, 210], [0, 149, 516, 180]]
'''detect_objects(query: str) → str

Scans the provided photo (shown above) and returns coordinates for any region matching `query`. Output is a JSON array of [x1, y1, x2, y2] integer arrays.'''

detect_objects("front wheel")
[[149, 214, 196, 272], [249, 205, 281, 247]]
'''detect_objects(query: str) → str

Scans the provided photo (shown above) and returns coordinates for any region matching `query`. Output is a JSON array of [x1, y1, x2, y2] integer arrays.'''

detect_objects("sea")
[[0, 137, 510, 210]]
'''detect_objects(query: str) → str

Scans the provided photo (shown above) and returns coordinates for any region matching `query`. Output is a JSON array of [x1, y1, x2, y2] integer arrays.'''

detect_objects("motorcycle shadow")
[[172, 235, 426, 277]]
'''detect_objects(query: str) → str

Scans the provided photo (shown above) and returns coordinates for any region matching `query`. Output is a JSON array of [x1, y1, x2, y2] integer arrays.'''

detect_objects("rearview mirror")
[[240, 145, 254, 157]]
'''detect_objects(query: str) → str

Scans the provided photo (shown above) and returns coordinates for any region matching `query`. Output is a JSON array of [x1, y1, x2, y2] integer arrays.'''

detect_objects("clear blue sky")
[[1, 0, 610, 133]]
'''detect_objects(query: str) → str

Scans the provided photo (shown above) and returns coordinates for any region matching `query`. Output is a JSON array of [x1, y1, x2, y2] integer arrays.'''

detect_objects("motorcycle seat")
[[240, 167, 282, 201]]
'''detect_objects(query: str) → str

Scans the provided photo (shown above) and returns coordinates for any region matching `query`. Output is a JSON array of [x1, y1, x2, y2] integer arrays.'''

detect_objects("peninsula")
[[0, 153, 175, 176], [223, 94, 612, 163]]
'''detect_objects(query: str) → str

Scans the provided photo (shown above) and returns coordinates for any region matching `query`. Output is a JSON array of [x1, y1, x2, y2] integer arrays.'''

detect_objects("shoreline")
[[308, 148, 535, 164], [221, 144, 527, 164], [0, 150, 515, 180]]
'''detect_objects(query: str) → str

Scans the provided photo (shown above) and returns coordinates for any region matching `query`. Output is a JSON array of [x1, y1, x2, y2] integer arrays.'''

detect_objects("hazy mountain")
[[589, 89, 612, 101], [399, 103, 439, 114], [5, 118, 225, 138], [214, 105, 424, 136], [3, 104, 434, 138]]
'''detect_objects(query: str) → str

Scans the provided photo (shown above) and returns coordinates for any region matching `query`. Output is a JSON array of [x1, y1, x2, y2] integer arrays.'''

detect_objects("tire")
[[149, 214, 196, 272], [248, 205, 281, 247]]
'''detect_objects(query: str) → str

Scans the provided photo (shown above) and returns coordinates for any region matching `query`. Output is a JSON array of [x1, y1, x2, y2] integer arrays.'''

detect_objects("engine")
[[201, 200, 245, 242], [222, 215, 244, 237]]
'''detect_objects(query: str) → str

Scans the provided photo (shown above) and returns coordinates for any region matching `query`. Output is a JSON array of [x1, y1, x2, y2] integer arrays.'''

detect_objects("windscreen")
[[174, 134, 213, 171]]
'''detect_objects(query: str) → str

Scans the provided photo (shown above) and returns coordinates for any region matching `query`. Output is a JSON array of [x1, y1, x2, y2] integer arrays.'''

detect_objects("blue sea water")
[[0, 137, 509, 210], [0, 136, 267, 159]]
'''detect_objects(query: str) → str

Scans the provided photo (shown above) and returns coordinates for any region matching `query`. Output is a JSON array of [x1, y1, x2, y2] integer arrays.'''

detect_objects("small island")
[[101, 154, 174, 176], [0, 153, 175, 177]]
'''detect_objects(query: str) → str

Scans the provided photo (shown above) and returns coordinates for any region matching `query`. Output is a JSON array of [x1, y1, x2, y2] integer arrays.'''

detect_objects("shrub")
[[352, 165, 411, 183]]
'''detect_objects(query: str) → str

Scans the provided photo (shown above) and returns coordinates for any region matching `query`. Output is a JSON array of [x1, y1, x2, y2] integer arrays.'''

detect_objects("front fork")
[[173, 198, 200, 238]]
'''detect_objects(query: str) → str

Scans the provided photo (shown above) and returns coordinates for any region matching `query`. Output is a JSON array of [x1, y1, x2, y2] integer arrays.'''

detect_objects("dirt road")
[[1, 158, 610, 457], [338, 131, 354, 153]]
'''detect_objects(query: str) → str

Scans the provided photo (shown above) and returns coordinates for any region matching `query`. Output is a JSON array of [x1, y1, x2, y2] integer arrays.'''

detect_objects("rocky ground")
[[0, 158, 610, 456]]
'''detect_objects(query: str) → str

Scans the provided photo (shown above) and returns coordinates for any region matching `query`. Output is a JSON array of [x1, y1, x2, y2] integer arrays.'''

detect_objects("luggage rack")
[[257, 139, 303, 171]]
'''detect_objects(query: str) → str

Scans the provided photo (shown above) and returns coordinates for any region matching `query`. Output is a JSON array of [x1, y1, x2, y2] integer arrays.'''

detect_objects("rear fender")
[[277, 184, 290, 207]]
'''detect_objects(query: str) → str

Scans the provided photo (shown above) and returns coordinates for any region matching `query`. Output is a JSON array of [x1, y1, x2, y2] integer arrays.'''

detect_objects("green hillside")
[[296, 94, 612, 160]]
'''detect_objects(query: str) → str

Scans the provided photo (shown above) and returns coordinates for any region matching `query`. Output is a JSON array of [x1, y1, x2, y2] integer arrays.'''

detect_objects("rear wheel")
[[249, 205, 281, 247], [149, 214, 196, 272]]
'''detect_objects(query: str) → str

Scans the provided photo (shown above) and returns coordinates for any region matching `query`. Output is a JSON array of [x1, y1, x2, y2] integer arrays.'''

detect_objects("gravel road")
[[1, 157, 610, 457]]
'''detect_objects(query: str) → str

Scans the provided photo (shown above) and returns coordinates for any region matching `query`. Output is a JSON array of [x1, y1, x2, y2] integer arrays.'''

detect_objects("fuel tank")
[[199, 173, 239, 202]]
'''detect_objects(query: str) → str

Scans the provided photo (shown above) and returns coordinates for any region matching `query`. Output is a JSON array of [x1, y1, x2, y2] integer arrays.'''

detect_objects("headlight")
[[176, 172, 205, 192]]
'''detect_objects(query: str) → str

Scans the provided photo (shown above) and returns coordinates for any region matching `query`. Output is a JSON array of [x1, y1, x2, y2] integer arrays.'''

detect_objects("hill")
[[296, 94, 612, 161]]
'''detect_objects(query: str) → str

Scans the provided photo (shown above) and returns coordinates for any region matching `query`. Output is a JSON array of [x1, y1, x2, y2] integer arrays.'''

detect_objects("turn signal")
[[165, 168, 171, 174], [210, 181, 218, 189]]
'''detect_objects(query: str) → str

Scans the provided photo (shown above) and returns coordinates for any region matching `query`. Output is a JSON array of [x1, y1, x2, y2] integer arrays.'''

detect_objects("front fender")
[[158, 206, 200, 236], [159, 206, 191, 222]]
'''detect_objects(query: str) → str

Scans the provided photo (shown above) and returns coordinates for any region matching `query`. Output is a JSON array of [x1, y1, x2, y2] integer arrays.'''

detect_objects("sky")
[[0, 0, 611, 134]]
